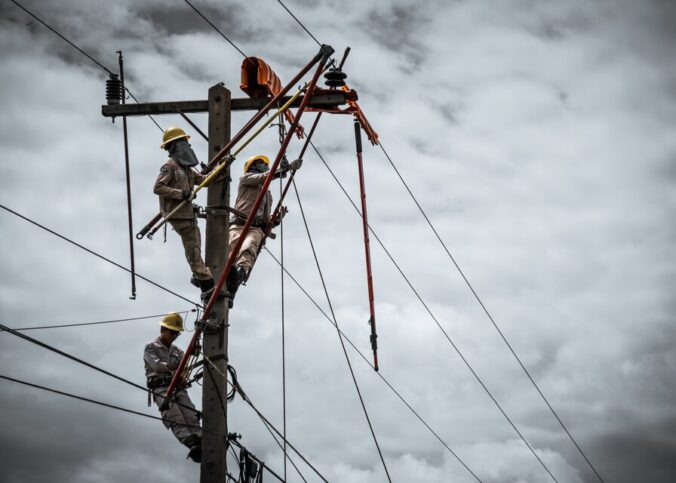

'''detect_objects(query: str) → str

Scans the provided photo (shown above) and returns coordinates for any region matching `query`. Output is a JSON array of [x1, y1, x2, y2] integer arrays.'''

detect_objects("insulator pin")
[[106, 74, 122, 105]]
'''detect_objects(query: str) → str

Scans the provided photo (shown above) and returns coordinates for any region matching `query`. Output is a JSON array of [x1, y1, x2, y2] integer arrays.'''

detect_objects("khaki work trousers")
[[169, 218, 212, 281], [153, 387, 201, 445], [227, 225, 265, 273]]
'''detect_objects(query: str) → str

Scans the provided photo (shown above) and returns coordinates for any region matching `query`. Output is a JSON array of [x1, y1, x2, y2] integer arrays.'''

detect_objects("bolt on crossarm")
[[162, 44, 335, 405]]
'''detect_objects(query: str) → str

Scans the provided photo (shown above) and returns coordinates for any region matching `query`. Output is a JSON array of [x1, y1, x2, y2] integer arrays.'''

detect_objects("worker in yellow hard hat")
[[225, 154, 302, 306], [154, 127, 214, 301], [144, 312, 202, 463]]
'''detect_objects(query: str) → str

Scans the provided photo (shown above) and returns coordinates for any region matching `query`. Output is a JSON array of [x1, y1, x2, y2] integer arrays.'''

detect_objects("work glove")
[[280, 156, 290, 171], [272, 206, 288, 227], [181, 189, 193, 201], [289, 158, 303, 171]]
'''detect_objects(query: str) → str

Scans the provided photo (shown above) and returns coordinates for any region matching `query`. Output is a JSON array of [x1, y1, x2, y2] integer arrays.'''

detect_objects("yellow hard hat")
[[159, 312, 184, 332], [243, 154, 269, 173], [160, 127, 190, 149]]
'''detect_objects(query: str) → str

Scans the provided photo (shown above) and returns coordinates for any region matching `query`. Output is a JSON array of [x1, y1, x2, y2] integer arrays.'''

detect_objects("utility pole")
[[201, 83, 231, 482], [102, 67, 345, 483]]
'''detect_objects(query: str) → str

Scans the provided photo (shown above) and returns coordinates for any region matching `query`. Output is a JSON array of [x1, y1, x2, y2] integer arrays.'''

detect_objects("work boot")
[[184, 435, 202, 463], [198, 278, 215, 304], [187, 445, 202, 463], [190, 276, 200, 288], [226, 266, 247, 307]]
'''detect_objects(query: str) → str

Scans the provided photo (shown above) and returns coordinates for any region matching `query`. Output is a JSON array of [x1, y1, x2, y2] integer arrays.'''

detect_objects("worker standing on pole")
[[154, 127, 214, 301], [226, 154, 302, 305], [144, 312, 202, 462]]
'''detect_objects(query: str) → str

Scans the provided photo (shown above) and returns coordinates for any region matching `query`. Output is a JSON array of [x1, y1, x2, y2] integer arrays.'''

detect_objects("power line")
[[276, 0, 322, 46], [378, 144, 606, 482], [310, 141, 559, 482], [0, 204, 200, 307], [10, 0, 113, 75], [1, 372, 294, 483], [292, 179, 393, 482], [271, 1, 601, 479], [4, 311, 195, 332], [183, 0, 248, 58], [264, 248, 483, 482], [201, 354, 309, 483], [235, 380, 329, 483], [0, 323, 202, 416], [9, 0, 164, 131], [0, 373, 209, 431]]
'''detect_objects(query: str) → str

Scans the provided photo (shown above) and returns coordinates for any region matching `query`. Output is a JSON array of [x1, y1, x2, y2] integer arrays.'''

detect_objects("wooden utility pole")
[[201, 83, 231, 482]]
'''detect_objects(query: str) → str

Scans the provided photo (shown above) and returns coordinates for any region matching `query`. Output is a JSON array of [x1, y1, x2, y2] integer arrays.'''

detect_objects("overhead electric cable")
[[0, 374, 206, 430], [183, 0, 248, 58], [0, 324, 202, 415], [235, 381, 329, 483], [0, 204, 200, 307], [276, 0, 322, 46], [292, 180, 393, 482], [4, 311, 194, 332], [272, 1, 600, 478], [10, 0, 113, 75], [378, 143, 605, 483], [264, 247, 483, 482], [310, 142, 558, 482], [10, 0, 165, 132], [200, 353, 309, 483]]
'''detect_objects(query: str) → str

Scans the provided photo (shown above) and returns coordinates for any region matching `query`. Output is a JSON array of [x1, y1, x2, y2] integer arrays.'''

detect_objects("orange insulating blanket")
[[241, 57, 304, 138]]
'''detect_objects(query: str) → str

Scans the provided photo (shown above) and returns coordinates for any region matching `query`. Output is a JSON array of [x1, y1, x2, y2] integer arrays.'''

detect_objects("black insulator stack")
[[106, 74, 122, 105], [324, 67, 347, 88]]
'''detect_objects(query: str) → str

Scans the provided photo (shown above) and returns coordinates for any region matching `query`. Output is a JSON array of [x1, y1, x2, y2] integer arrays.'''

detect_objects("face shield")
[[249, 159, 269, 173], [169, 139, 199, 167]]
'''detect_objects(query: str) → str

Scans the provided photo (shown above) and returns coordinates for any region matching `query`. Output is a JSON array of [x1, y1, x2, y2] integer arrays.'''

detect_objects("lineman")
[[154, 127, 214, 301], [144, 312, 202, 463], [226, 154, 302, 304]]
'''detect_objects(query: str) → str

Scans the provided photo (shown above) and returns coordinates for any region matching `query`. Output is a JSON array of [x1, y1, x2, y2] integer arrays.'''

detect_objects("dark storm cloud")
[[3, 0, 676, 481]]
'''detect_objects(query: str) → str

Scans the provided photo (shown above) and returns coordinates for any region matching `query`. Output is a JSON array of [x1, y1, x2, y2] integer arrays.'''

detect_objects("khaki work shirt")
[[232, 172, 273, 224], [143, 336, 184, 382], [153, 158, 205, 219]]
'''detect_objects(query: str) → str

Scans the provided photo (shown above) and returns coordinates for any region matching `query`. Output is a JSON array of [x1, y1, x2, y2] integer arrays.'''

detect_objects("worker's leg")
[[236, 227, 265, 274], [170, 218, 212, 281], [153, 388, 200, 445]]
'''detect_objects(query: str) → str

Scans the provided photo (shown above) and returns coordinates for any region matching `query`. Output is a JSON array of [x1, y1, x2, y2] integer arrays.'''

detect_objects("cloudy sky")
[[1, 0, 675, 482]]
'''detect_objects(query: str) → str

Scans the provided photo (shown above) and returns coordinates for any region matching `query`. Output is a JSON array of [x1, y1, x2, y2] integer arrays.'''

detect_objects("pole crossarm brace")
[[101, 92, 348, 117]]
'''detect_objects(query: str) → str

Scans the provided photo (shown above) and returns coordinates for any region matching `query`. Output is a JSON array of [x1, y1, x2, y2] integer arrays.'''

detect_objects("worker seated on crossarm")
[[226, 154, 302, 304], [144, 312, 202, 463], [154, 127, 215, 302]]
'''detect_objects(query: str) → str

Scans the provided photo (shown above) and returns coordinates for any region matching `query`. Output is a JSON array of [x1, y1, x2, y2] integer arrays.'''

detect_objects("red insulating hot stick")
[[354, 117, 379, 371]]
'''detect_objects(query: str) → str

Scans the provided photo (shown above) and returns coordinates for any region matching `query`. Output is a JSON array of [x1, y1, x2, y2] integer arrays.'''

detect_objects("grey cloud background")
[[1, 0, 675, 482]]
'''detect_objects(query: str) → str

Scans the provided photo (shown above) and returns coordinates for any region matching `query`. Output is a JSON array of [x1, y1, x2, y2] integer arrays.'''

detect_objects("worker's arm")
[[239, 172, 268, 187], [143, 344, 173, 374], [153, 162, 183, 199]]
